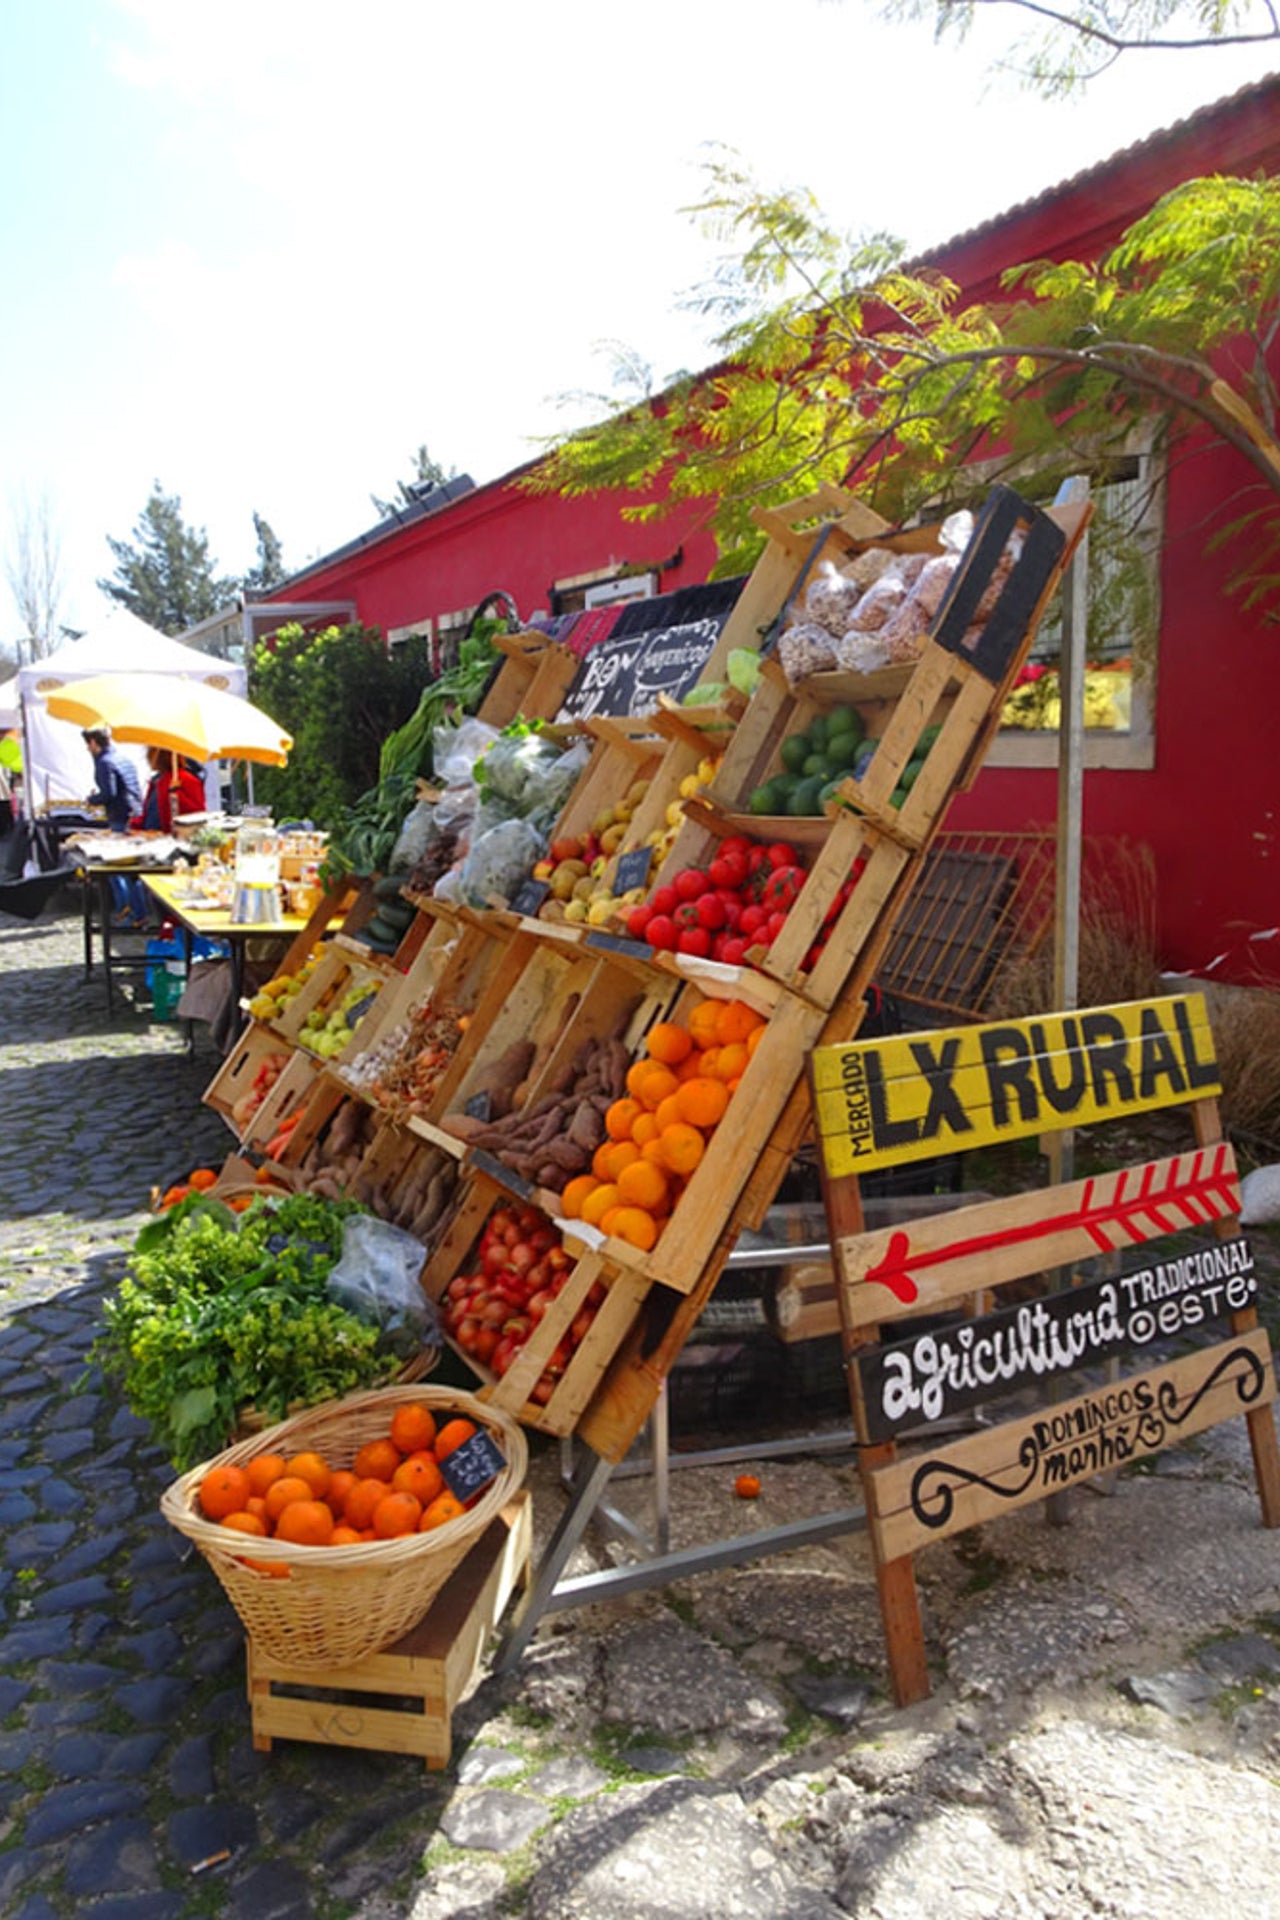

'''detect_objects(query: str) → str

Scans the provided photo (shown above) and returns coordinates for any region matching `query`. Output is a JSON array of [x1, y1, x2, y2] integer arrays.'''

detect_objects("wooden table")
[[79, 859, 177, 1013], [142, 873, 311, 1008]]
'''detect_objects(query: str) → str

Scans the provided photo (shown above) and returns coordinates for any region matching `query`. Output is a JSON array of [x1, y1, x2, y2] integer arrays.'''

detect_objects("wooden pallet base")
[[246, 1494, 532, 1769]]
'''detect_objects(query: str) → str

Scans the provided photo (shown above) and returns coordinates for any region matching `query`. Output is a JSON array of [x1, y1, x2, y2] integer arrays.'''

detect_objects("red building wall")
[[267, 80, 1280, 982]]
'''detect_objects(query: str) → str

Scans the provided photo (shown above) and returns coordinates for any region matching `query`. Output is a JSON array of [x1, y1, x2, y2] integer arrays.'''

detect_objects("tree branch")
[[946, 0, 1280, 51]]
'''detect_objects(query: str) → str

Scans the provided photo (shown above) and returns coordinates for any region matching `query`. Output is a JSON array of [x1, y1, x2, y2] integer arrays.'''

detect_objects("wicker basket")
[[160, 1384, 527, 1670]]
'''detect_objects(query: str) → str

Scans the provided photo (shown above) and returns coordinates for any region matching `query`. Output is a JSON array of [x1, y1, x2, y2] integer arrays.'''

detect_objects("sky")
[[0, 0, 1274, 646]]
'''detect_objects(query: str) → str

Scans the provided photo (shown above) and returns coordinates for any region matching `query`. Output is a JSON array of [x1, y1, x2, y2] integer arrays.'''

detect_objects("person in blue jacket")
[[83, 726, 142, 830], [83, 727, 146, 923]]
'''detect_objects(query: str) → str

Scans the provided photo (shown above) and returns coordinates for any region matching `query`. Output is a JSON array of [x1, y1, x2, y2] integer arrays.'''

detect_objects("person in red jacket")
[[131, 748, 206, 832]]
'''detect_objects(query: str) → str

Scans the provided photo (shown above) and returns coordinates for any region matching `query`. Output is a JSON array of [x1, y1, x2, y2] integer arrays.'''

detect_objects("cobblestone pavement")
[[6, 905, 1280, 1920], [0, 909, 466, 1919]]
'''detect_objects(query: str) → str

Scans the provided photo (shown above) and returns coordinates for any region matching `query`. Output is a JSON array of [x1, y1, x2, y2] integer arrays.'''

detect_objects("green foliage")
[[249, 619, 432, 828], [98, 481, 238, 635], [93, 1191, 397, 1467], [241, 510, 287, 596], [371, 441, 459, 520], [529, 162, 1280, 616], [883, 0, 1278, 97]]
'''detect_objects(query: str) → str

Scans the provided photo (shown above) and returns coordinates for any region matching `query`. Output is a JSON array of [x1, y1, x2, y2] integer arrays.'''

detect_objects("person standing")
[[83, 726, 142, 831]]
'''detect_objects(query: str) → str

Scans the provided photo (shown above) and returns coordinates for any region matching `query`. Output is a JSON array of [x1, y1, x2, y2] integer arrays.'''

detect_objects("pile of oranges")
[[559, 997, 767, 1251], [196, 1402, 477, 1564]]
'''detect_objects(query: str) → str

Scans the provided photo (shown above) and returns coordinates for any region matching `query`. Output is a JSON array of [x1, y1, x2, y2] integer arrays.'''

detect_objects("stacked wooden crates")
[[212, 481, 1090, 1471]]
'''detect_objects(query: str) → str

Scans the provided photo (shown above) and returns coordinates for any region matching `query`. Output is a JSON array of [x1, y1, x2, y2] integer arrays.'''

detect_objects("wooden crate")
[[273, 941, 391, 1060], [419, 1172, 655, 1436], [203, 1024, 297, 1139], [240, 1048, 322, 1155], [476, 631, 580, 728], [247, 1494, 532, 1769]]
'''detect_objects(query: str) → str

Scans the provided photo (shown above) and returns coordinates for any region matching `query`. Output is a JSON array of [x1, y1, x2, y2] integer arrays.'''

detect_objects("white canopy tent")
[[16, 609, 247, 813], [0, 676, 18, 730]]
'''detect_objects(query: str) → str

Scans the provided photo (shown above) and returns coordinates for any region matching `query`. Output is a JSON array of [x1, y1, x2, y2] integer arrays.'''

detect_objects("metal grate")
[[878, 830, 1056, 1025]]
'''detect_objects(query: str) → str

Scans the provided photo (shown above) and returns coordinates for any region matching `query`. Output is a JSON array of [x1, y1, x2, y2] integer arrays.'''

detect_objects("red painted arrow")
[[861, 1147, 1238, 1305]]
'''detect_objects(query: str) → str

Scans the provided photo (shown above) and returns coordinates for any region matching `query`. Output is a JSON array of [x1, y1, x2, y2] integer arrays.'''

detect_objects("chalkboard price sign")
[[465, 1090, 493, 1123], [439, 1429, 507, 1504], [585, 931, 651, 961], [612, 846, 653, 896], [472, 1149, 533, 1200], [507, 877, 551, 918]]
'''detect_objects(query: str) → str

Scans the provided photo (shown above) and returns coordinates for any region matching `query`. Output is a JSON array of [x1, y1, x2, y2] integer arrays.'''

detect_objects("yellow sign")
[[811, 994, 1220, 1177]]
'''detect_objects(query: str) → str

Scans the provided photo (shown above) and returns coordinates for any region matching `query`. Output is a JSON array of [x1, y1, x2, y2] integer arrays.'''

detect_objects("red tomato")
[[766, 910, 790, 942], [673, 901, 703, 931], [627, 905, 653, 939], [709, 851, 748, 890], [766, 842, 798, 868], [720, 837, 752, 861], [649, 884, 678, 917], [696, 893, 726, 931], [673, 868, 707, 901], [646, 915, 677, 950], [719, 936, 749, 966], [718, 893, 743, 928], [677, 927, 712, 957], [739, 904, 768, 936]]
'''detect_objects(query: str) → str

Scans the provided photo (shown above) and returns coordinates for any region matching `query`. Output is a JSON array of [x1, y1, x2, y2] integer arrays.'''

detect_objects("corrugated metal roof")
[[919, 69, 1280, 263]]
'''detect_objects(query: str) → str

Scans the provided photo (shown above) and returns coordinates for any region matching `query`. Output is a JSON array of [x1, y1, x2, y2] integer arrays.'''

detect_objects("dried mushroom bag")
[[844, 546, 899, 591], [779, 621, 838, 685], [834, 626, 892, 674], [799, 559, 865, 637], [878, 551, 963, 664]]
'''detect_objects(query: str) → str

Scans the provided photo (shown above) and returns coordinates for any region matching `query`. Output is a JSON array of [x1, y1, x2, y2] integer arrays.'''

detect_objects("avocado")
[[914, 723, 942, 757], [779, 734, 810, 775], [789, 775, 826, 816], [749, 784, 775, 815], [818, 776, 849, 810], [890, 786, 908, 809], [826, 704, 865, 744], [802, 752, 829, 778], [806, 713, 829, 752], [824, 731, 863, 770], [900, 760, 923, 791]]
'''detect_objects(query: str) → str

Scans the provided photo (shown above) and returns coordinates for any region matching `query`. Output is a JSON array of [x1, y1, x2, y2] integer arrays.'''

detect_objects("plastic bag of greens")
[[326, 1215, 438, 1359], [457, 816, 547, 909], [387, 798, 439, 873], [434, 718, 500, 790]]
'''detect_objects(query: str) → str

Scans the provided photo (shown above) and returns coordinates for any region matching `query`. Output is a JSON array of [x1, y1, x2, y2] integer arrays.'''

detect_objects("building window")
[[551, 566, 657, 616], [988, 445, 1162, 772]]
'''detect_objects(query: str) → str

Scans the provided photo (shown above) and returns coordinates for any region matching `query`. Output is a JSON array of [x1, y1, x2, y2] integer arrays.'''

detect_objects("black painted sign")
[[507, 877, 550, 918], [472, 1148, 533, 1201], [584, 931, 652, 961], [558, 618, 728, 722], [857, 1233, 1257, 1442], [439, 1428, 506, 1504], [465, 1090, 493, 1123], [612, 846, 653, 896]]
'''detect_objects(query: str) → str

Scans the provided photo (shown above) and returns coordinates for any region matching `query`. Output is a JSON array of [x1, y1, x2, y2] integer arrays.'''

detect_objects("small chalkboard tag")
[[465, 1090, 493, 1122], [439, 1428, 506, 1504], [612, 845, 653, 895], [585, 931, 651, 960], [508, 877, 550, 918], [472, 1149, 533, 1200]]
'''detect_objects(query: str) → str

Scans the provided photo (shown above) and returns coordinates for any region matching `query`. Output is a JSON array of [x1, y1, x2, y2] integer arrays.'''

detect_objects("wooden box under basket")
[[246, 1492, 532, 1769]]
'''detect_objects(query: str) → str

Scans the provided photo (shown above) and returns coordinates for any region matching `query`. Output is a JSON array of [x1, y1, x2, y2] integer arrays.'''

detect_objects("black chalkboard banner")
[[507, 877, 551, 918], [440, 1428, 506, 1504], [856, 1231, 1258, 1443], [556, 581, 742, 722], [465, 1090, 493, 1123], [612, 846, 653, 895]]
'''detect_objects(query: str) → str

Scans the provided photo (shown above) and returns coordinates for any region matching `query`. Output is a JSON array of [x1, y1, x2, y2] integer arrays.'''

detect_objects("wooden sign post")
[[810, 991, 1280, 1707]]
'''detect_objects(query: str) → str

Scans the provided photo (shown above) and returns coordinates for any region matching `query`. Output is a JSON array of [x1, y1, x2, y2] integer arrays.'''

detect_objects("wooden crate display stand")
[[809, 993, 1280, 1706], [247, 1493, 532, 1768]]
